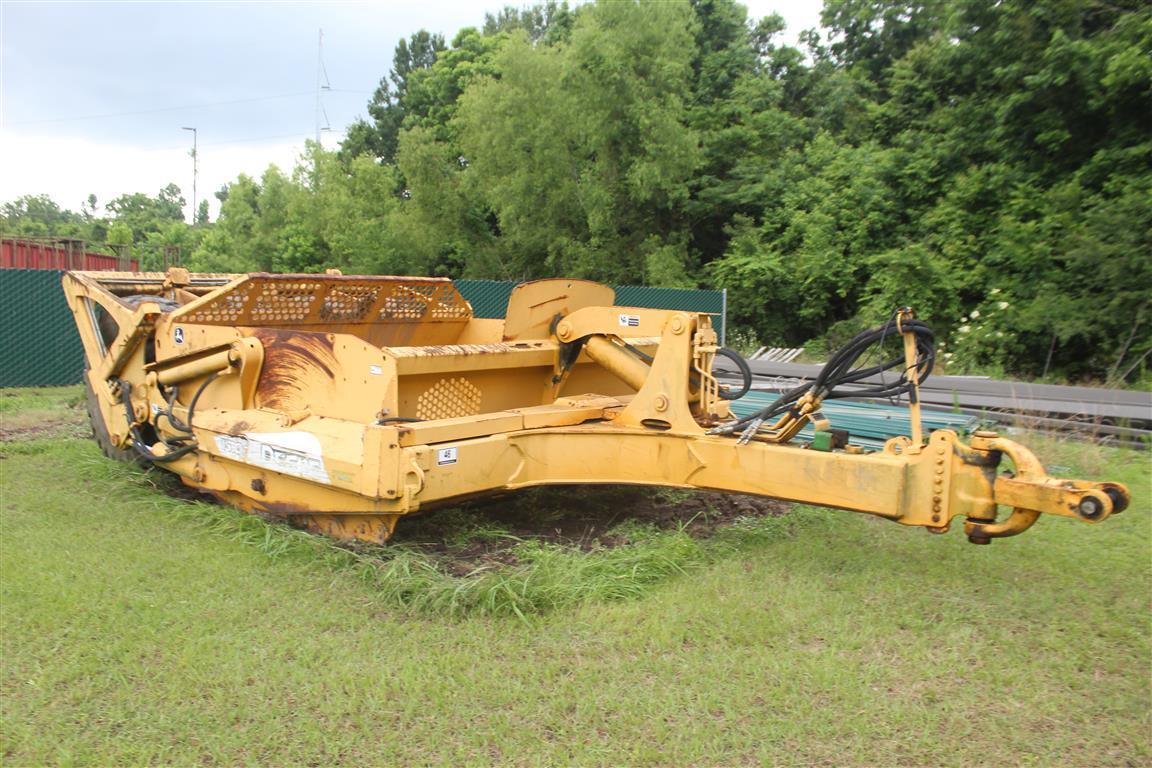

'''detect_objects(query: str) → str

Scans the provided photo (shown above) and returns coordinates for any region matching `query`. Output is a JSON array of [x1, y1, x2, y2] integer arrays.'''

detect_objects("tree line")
[[2, 0, 1148, 382]]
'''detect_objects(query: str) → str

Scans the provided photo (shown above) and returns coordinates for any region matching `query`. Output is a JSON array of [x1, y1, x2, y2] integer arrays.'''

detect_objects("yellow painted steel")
[[62, 268, 1132, 546], [898, 308, 924, 453]]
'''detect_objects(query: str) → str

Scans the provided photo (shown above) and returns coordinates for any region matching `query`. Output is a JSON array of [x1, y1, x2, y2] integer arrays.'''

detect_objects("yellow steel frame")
[[62, 269, 1131, 545]]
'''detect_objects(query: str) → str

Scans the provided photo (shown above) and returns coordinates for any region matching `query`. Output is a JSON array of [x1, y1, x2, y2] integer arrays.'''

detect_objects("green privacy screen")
[[0, 270, 724, 387], [0, 270, 85, 388]]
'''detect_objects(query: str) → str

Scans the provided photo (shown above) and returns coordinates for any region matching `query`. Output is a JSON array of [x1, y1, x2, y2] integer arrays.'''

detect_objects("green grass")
[[2, 388, 1150, 765], [0, 386, 85, 436], [0, 386, 84, 414]]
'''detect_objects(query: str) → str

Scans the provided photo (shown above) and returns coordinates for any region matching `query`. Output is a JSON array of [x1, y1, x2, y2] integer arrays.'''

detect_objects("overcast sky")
[[0, 0, 823, 222]]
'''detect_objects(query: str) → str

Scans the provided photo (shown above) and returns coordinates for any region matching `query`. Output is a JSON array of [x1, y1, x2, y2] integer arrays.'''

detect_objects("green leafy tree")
[[447, 0, 701, 284], [189, 175, 263, 271], [0, 194, 88, 238], [684, 2, 809, 266], [341, 31, 447, 162], [105, 184, 186, 242], [483, 0, 575, 43]]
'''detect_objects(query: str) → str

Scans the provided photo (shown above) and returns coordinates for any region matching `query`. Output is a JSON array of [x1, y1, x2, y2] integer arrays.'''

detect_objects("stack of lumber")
[[747, 347, 804, 363]]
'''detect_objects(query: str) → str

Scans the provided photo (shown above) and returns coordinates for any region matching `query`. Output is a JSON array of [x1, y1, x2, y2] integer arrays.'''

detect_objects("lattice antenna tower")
[[315, 28, 332, 145]]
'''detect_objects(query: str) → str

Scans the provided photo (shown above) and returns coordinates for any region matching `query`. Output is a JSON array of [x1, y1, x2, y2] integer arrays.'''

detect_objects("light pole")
[[181, 126, 198, 224]]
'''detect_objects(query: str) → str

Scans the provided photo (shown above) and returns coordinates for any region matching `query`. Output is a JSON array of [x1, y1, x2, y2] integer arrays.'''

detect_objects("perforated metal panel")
[[250, 280, 318, 323], [416, 377, 483, 420], [320, 284, 379, 321], [176, 275, 472, 327], [381, 284, 471, 321]]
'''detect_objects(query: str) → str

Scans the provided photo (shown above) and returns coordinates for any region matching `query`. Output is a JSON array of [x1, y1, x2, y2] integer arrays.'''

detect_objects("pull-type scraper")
[[63, 268, 1130, 544]]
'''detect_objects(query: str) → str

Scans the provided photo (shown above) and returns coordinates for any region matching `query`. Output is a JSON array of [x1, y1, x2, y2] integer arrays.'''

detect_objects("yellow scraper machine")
[[64, 268, 1130, 545]]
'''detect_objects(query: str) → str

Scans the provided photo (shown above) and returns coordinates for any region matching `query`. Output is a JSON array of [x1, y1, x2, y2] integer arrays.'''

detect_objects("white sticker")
[[173, 327, 185, 344], [436, 446, 458, 466], [618, 314, 640, 328], [369, 365, 383, 375], [214, 432, 330, 484]]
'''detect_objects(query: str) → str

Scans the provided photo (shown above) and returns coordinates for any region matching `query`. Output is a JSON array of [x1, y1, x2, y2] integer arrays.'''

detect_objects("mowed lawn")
[[1, 389, 1149, 766]]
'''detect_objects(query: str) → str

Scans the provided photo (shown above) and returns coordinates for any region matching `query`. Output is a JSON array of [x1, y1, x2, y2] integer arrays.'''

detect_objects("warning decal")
[[618, 314, 640, 328]]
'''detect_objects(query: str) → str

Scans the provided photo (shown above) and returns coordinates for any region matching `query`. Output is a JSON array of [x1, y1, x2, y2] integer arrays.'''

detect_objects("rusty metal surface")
[[251, 329, 338, 412]]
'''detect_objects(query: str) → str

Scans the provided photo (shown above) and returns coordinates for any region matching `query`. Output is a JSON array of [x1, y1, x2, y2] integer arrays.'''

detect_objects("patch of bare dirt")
[[0, 408, 87, 444], [389, 485, 790, 575]]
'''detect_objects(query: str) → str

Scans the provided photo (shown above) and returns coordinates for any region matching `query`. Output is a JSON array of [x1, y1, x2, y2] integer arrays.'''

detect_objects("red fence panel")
[[0, 238, 138, 271]]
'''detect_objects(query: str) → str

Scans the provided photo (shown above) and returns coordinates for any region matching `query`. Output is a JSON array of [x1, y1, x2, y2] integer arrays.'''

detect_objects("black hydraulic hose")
[[117, 372, 220, 463], [118, 382, 197, 463], [155, 386, 190, 434], [711, 314, 934, 436], [617, 340, 752, 400], [713, 347, 752, 400], [164, 372, 220, 433]]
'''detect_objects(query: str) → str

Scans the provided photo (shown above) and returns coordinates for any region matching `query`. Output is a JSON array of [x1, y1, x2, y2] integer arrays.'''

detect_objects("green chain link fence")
[[0, 270, 724, 388]]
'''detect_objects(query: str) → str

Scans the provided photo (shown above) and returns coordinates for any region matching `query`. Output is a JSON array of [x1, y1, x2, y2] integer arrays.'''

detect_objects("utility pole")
[[181, 126, 198, 224]]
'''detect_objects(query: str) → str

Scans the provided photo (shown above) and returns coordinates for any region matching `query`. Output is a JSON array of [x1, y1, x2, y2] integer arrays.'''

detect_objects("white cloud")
[[0, 130, 310, 221], [0, 0, 825, 221]]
